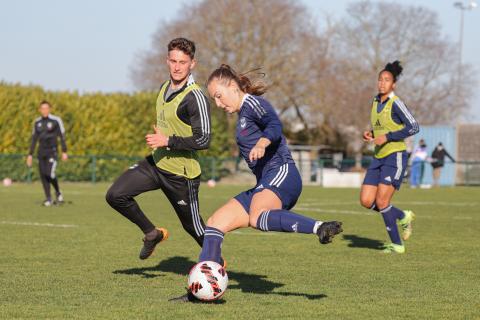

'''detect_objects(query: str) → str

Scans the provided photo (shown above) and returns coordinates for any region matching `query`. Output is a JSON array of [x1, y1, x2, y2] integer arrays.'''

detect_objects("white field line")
[[0, 221, 78, 228], [299, 201, 477, 207], [295, 207, 374, 216], [231, 230, 276, 236]]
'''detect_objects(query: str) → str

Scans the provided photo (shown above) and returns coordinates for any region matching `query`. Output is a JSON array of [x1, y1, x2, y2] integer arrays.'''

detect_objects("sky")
[[1, 0, 479, 121]]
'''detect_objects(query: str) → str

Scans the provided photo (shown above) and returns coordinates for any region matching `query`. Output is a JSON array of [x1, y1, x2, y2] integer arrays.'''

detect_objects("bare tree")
[[131, 0, 476, 154], [328, 1, 476, 146], [130, 0, 333, 135]]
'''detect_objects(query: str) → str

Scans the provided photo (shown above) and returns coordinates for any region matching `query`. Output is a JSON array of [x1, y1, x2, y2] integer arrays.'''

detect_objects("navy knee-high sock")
[[198, 227, 224, 264], [390, 205, 405, 220], [256, 210, 322, 234], [380, 206, 402, 245]]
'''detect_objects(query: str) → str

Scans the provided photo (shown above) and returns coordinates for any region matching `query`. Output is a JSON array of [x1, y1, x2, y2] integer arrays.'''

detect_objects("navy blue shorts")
[[363, 151, 408, 190], [234, 162, 302, 214]]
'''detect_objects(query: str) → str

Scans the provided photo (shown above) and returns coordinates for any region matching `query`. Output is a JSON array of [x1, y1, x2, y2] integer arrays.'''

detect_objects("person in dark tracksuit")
[[431, 142, 455, 186], [105, 38, 211, 261], [27, 100, 68, 206]]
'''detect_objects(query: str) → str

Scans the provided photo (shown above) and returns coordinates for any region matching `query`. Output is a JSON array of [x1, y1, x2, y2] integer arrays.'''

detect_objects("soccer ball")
[[207, 179, 216, 188], [3, 178, 12, 187], [188, 261, 228, 301]]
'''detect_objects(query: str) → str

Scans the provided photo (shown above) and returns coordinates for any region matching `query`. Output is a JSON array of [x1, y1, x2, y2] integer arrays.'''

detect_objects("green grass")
[[1, 183, 479, 319]]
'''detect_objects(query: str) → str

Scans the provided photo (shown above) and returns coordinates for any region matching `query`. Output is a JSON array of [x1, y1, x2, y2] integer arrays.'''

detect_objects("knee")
[[375, 197, 390, 210], [248, 208, 264, 229], [360, 195, 375, 209], [105, 187, 122, 207], [206, 216, 216, 227]]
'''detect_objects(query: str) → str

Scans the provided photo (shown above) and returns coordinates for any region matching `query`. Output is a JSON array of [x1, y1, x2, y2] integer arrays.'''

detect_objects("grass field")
[[1, 183, 479, 319]]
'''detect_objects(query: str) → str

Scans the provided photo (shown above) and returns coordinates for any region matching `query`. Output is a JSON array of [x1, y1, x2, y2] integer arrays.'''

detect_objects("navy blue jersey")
[[236, 94, 293, 177]]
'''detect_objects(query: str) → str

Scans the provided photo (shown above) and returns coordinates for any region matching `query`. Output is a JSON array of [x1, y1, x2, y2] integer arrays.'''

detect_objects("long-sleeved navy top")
[[235, 94, 294, 177]]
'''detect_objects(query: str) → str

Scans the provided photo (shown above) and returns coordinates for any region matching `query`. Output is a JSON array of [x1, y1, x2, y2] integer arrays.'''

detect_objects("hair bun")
[[384, 60, 403, 79]]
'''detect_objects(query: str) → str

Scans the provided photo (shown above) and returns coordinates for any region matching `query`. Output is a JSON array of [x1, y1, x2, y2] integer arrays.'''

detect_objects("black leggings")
[[38, 156, 60, 200], [105, 156, 205, 246]]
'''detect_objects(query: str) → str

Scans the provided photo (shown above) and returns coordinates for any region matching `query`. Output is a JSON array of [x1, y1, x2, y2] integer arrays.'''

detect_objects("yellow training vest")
[[152, 81, 202, 178], [371, 95, 407, 159]]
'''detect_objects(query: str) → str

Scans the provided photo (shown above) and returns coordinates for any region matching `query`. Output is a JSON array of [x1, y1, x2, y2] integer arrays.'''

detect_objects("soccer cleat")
[[317, 221, 343, 244], [139, 227, 169, 260], [42, 200, 52, 207], [169, 289, 198, 303], [382, 243, 405, 254], [399, 210, 415, 241], [56, 193, 64, 204]]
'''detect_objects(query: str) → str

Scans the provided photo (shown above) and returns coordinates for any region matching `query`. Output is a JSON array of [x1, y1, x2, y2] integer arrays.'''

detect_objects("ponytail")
[[207, 64, 267, 95]]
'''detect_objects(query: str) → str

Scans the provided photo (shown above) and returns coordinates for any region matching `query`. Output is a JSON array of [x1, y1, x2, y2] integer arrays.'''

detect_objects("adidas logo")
[[177, 200, 187, 206], [375, 119, 381, 126], [129, 164, 138, 170], [255, 184, 264, 190], [291, 222, 298, 233], [384, 176, 392, 182]]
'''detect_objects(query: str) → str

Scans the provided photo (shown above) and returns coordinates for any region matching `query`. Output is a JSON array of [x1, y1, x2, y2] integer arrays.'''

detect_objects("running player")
[[360, 61, 419, 253], [106, 38, 210, 260], [27, 100, 68, 206], [171, 64, 343, 302]]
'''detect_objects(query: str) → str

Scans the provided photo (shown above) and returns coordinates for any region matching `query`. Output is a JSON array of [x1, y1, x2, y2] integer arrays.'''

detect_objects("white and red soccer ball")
[[188, 261, 228, 301]]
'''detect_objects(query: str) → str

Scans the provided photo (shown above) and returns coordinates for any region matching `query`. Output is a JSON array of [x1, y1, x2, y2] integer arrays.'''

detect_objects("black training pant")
[[105, 156, 205, 246], [38, 155, 60, 200]]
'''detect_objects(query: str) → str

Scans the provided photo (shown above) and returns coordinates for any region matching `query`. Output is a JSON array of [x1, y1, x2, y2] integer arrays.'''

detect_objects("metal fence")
[[1, 154, 479, 186]]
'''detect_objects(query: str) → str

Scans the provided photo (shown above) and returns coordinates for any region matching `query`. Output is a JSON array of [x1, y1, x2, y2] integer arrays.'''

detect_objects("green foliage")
[[0, 82, 232, 180], [0, 82, 232, 157]]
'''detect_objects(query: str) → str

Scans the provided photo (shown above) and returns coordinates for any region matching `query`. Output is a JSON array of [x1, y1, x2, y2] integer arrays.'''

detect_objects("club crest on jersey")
[[240, 117, 246, 128]]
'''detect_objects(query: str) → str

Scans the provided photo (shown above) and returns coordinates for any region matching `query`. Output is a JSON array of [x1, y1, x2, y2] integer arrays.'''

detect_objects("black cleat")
[[139, 227, 169, 260], [169, 290, 198, 303], [317, 221, 343, 244]]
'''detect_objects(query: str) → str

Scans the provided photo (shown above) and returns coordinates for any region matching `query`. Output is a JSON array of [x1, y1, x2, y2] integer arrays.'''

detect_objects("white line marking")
[[295, 207, 374, 216], [0, 221, 78, 228], [231, 230, 276, 236], [452, 216, 473, 220], [298, 201, 477, 207]]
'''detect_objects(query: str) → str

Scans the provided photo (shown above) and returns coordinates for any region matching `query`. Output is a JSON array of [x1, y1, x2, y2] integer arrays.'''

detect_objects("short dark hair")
[[39, 100, 51, 108], [167, 38, 196, 59]]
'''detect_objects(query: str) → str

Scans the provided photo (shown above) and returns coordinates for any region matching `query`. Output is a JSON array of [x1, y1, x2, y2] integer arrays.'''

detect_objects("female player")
[[360, 61, 419, 253], [171, 64, 343, 302]]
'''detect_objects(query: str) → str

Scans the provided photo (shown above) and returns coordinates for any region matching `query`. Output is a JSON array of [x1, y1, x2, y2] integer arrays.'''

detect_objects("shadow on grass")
[[343, 234, 383, 250], [113, 256, 327, 300]]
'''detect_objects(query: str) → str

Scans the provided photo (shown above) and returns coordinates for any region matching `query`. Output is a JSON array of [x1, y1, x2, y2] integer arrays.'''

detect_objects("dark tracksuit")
[[106, 75, 211, 247], [29, 114, 67, 201]]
